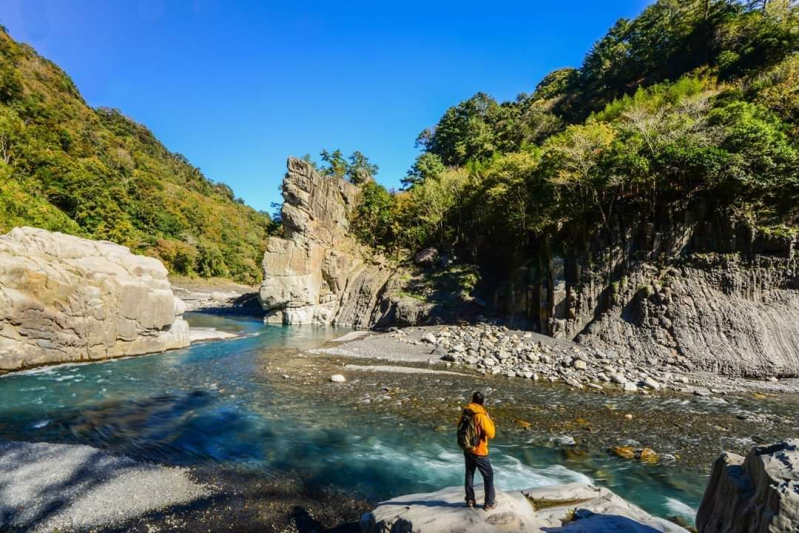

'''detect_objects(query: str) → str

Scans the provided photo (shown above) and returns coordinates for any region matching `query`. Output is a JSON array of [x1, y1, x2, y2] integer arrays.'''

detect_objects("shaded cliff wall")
[[491, 204, 798, 378]]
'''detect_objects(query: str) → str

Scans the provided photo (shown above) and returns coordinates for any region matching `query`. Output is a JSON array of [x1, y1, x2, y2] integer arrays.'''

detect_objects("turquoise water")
[[2, 313, 783, 524]]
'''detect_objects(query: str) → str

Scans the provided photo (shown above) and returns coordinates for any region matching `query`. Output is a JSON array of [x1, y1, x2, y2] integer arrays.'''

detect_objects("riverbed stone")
[[644, 377, 661, 390], [421, 332, 437, 344], [0, 227, 190, 373]]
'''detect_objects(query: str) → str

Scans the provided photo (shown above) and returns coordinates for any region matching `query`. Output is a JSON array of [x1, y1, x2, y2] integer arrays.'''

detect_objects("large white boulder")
[[0, 227, 190, 372], [360, 483, 688, 533]]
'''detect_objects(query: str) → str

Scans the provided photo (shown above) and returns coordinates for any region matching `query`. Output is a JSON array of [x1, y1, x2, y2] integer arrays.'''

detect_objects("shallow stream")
[[0, 314, 795, 526]]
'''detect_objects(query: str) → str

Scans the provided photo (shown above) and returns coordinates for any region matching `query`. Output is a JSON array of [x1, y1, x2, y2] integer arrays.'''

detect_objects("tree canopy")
[[347, 0, 798, 276]]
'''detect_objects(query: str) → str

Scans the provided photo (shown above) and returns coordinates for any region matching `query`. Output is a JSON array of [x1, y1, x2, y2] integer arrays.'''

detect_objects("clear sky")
[[0, 0, 649, 214]]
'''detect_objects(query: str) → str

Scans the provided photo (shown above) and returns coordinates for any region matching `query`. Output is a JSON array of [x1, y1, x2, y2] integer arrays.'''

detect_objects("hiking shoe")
[[466, 500, 475, 508], [483, 502, 497, 511]]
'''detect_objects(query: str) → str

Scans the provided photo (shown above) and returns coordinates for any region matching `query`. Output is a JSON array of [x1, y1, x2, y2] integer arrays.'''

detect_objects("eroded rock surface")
[[697, 439, 799, 533], [495, 205, 799, 379], [575, 256, 799, 378], [360, 483, 688, 533], [0, 227, 189, 372]]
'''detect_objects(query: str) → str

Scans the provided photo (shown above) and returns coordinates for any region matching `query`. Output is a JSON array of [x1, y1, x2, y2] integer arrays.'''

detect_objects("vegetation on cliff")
[[353, 0, 798, 276], [0, 28, 272, 284]]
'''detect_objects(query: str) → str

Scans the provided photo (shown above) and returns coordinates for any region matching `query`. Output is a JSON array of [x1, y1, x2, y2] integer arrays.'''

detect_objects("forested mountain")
[[0, 28, 272, 284], [352, 0, 798, 279]]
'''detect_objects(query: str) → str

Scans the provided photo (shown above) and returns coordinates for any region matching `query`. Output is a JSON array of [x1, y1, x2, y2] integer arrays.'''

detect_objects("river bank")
[[314, 325, 799, 395]]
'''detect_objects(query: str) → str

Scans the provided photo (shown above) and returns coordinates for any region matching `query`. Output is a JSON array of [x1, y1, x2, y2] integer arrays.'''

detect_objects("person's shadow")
[[542, 509, 678, 531], [378, 500, 468, 508]]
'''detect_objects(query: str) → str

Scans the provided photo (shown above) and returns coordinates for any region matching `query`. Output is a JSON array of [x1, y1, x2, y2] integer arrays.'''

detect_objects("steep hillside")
[[0, 28, 272, 284]]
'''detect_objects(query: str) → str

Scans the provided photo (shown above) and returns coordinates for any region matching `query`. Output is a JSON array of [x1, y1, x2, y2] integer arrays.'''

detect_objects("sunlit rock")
[[0, 227, 190, 372], [697, 440, 798, 533], [360, 483, 688, 532]]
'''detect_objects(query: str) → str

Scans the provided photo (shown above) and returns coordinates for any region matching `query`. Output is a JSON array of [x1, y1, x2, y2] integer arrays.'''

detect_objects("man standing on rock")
[[457, 391, 497, 510]]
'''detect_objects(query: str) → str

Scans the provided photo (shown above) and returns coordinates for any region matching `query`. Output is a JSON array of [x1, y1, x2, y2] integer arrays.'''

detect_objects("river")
[[0, 313, 795, 528]]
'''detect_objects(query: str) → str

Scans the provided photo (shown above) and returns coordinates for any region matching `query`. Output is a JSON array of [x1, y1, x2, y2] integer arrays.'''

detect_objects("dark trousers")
[[464, 451, 495, 505]]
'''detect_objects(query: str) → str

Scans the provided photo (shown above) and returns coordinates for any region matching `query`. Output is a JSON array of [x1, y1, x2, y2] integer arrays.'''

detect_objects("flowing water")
[[0, 314, 795, 526]]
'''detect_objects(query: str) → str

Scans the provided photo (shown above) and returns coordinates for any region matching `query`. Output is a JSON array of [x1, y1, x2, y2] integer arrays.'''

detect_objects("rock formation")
[[697, 439, 798, 533], [494, 205, 799, 378], [259, 158, 441, 327], [360, 483, 688, 532], [573, 255, 799, 378], [0, 227, 190, 373]]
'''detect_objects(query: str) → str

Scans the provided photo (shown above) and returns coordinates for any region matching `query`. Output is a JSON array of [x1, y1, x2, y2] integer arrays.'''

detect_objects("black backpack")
[[457, 408, 480, 452]]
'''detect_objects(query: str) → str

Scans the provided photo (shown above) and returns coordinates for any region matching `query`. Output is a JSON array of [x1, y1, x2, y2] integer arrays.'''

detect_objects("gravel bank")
[[0, 441, 212, 532], [315, 324, 798, 396]]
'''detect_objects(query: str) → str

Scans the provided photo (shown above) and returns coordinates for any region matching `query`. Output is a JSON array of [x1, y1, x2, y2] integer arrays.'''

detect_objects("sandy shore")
[[189, 327, 240, 343]]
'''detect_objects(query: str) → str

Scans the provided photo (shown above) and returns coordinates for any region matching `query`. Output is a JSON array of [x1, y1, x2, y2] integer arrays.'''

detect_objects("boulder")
[[360, 483, 688, 533], [360, 486, 538, 533], [414, 247, 439, 266], [0, 227, 190, 373], [697, 439, 798, 533]]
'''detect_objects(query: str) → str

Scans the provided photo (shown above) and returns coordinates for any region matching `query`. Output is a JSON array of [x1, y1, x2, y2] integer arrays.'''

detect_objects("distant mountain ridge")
[[0, 27, 272, 284]]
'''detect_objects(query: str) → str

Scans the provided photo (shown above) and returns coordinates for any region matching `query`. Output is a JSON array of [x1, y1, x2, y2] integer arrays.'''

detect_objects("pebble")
[[330, 374, 346, 383], [421, 332, 437, 344]]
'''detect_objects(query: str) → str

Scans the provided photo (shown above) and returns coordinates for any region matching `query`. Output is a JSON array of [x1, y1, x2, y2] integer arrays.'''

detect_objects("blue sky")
[[0, 0, 648, 214]]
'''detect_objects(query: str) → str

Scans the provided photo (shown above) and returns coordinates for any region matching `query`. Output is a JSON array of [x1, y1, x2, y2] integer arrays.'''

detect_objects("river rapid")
[[0, 313, 796, 529]]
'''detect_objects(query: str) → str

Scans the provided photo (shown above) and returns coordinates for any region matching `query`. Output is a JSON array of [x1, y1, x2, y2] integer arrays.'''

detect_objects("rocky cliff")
[[260, 158, 456, 327], [697, 439, 798, 533], [0, 227, 189, 373], [493, 206, 799, 378]]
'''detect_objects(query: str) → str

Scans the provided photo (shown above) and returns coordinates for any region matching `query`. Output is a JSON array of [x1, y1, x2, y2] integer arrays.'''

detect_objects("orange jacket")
[[457, 402, 496, 456]]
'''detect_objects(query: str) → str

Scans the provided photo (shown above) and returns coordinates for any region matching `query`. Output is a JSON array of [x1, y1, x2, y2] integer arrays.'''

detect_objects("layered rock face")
[[697, 440, 798, 533], [260, 158, 436, 327], [0, 227, 189, 373], [576, 256, 798, 378], [494, 206, 799, 378]]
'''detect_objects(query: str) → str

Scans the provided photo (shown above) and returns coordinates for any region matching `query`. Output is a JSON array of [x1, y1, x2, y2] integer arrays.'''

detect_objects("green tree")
[[544, 122, 618, 228], [347, 150, 378, 184], [320, 149, 348, 179], [402, 152, 445, 189], [350, 180, 394, 247]]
